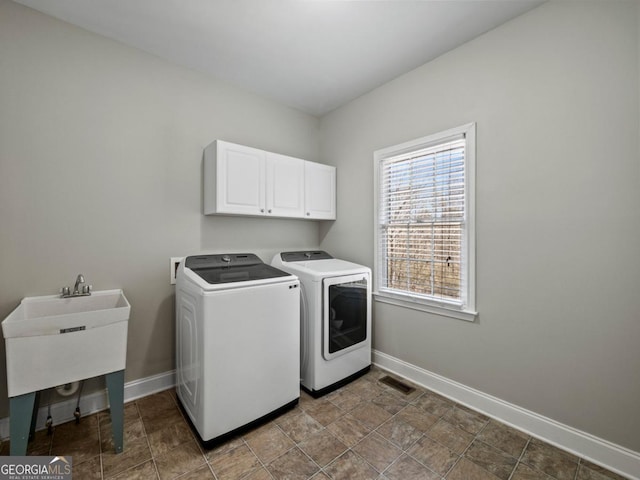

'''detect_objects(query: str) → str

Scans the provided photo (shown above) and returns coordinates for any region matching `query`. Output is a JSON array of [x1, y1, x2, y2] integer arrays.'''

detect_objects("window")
[[373, 123, 476, 321]]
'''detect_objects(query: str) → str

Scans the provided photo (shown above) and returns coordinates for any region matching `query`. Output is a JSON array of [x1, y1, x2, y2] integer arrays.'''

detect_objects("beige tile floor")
[[0, 367, 630, 480]]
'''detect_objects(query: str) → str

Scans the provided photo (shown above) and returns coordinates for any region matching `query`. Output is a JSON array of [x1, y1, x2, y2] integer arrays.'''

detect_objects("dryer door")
[[322, 273, 370, 360]]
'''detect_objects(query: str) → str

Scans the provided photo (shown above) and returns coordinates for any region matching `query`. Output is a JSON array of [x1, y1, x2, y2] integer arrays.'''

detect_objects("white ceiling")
[[13, 0, 544, 116]]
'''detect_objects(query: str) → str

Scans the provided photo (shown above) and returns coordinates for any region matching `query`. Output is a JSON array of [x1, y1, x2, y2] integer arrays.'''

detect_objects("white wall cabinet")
[[304, 161, 336, 220], [209, 141, 266, 216], [266, 152, 305, 218], [204, 140, 335, 220]]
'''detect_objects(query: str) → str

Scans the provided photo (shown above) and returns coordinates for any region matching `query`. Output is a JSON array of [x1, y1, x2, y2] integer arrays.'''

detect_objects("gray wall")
[[0, 0, 321, 416], [1, 0, 639, 457], [320, 1, 640, 452]]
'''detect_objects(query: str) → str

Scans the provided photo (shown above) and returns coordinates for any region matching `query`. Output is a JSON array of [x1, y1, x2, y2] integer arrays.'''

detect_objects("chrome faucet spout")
[[73, 274, 85, 295]]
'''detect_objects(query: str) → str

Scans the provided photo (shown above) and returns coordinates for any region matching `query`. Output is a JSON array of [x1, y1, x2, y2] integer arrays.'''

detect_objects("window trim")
[[373, 123, 477, 322]]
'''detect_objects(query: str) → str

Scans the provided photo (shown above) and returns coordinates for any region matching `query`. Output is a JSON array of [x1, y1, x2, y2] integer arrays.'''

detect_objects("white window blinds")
[[377, 134, 467, 306]]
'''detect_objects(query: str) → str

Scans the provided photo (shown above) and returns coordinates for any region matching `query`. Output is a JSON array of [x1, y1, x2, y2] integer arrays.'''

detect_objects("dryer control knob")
[[221, 255, 231, 263]]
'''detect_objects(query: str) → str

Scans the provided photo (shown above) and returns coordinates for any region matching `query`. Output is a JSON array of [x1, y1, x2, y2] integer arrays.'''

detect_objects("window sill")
[[373, 292, 477, 322]]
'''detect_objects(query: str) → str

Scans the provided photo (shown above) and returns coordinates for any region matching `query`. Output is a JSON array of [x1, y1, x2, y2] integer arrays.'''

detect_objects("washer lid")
[[185, 254, 292, 285]]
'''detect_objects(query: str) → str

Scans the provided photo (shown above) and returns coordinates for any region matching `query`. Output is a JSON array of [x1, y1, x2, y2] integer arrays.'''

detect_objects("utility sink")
[[2, 289, 130, 397]]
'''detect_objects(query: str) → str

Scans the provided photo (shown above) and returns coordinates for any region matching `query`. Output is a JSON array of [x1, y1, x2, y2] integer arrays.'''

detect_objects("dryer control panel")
[[280, 251, 333, 262]]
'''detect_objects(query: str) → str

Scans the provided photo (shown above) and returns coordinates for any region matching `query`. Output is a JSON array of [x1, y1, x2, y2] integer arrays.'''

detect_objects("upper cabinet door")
[[266, 153, 305, 218], [205, 140, 266, 216], [304, 161, 336, 220]]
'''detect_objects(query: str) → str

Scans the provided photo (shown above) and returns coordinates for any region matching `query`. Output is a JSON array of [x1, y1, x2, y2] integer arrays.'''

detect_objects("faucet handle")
[[83, 284, 92, 294], [61, 286, 70, 297]]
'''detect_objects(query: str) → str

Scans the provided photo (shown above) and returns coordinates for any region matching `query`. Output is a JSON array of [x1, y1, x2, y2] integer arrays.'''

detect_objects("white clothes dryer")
[[272, 251, 371, 396], [176, 253, 299, 444]]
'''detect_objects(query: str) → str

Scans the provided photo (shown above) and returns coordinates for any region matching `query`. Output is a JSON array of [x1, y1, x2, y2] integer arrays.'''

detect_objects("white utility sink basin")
[[2, 289, 130, 397]]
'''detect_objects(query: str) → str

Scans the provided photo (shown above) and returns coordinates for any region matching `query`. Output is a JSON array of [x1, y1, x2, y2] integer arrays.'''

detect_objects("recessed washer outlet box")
[[170, 257, 184, 285]]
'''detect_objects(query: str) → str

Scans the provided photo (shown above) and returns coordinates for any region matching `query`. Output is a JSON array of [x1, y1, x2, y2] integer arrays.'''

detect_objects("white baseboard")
[[373, 349, 640, 480], [0, 370, 175, 441]]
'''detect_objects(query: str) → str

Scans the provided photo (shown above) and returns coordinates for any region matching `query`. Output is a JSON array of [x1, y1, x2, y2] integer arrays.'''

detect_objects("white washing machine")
[[272, 251, 371, 396], [176, 253, 299, 444]]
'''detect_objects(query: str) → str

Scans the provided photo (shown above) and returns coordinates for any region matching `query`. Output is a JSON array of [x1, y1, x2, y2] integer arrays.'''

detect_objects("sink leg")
[[29, 391, 41, 442], [9, 392, 36, 455], [105, 370, 125, 454]]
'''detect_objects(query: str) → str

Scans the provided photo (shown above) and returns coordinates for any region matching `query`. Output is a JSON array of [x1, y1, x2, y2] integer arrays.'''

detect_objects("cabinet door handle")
[[306, 212, 310, 216], [260, 209, 265, 213], [268, 209, 272, 214]]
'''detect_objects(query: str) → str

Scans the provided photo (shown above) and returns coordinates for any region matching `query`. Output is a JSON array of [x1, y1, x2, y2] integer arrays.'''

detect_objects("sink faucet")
[[61, 274, 92, 298], [73, 274, 85, 295]]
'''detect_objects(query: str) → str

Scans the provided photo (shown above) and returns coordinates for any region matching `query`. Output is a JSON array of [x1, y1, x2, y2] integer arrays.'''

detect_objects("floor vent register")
[[379, 375, 416, 395]]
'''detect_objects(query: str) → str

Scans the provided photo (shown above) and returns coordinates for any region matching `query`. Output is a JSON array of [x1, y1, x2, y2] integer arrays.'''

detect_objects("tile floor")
[[0, 367, 629, 480]]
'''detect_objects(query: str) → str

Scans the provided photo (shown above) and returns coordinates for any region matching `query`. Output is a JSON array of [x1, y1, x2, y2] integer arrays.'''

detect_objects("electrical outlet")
[[170, 257, 184, 285]]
